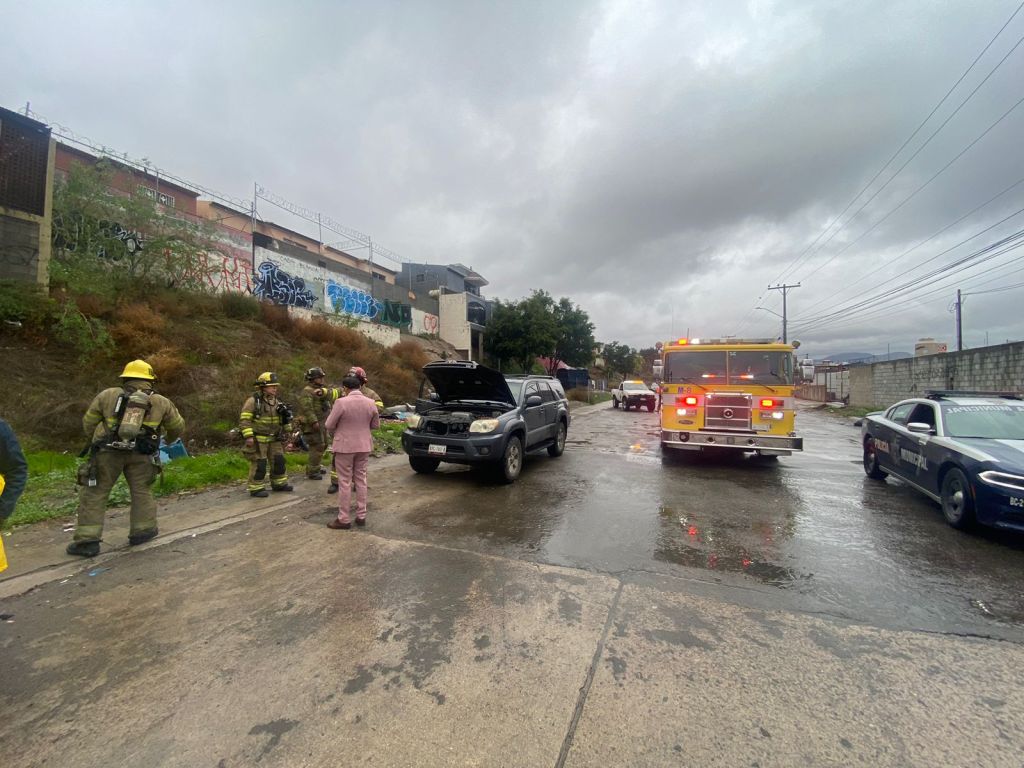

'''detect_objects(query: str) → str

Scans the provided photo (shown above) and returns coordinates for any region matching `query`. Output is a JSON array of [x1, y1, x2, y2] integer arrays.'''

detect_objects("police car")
[[860, 391, 1024, 531]]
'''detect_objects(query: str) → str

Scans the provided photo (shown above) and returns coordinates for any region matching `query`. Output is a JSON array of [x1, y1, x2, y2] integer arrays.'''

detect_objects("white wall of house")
[[439, 293, 472, 356]]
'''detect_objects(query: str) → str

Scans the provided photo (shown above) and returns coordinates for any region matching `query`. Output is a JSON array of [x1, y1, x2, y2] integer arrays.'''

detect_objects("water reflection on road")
[[402, 401, 1024, 639]]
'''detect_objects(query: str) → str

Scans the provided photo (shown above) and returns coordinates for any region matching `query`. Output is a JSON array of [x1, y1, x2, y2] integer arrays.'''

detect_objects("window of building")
[[137, 185, 175, 208], [415, 273, 425, 282]]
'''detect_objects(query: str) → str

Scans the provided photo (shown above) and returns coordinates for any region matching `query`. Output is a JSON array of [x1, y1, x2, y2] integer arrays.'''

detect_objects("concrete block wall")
[[0, 212, 43, 283], [847, 343, 1024, 407]]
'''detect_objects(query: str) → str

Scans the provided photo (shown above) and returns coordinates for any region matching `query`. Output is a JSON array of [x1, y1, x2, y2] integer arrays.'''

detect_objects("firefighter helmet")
[[348, 366, 368, 383], [120, 359, 156, 381], [255, 371, 280, 387], [304, 366, 326, 382]]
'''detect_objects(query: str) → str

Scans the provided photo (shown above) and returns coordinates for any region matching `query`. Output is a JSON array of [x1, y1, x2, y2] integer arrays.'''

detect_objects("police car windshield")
[[943, 404, 1024, 439]]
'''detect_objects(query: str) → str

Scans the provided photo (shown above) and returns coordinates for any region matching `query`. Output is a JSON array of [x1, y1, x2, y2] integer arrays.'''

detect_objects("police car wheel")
[[940, 467, 975, 530], [863, 438, 888, 480]]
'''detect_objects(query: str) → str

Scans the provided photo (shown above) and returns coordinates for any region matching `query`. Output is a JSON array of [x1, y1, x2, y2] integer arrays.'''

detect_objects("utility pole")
[[767, 283, 800, 343], [955, 289, 963, 352]]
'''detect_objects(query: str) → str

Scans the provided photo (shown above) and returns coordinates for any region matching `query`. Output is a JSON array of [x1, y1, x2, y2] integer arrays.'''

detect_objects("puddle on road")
[[653, 504, 808, 588]]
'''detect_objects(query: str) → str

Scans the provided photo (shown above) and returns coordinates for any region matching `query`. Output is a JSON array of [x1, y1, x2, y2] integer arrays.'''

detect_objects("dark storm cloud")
[[3, 0, 1023, 354]]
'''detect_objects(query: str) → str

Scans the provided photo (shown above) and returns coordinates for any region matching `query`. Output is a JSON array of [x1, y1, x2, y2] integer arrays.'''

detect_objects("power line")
[[798, 92, 1024, 283], [769, 0, 1024, 286], [795, 209, 1024, 326], [791, 229, 1024, 333], [796, 174, 1024, 317], [791, 30, 1024, 282]]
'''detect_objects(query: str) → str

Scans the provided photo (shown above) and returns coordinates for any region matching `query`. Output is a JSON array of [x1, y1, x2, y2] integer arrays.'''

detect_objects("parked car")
[[860, 390, 1024, 531], [401, 361, 570, 483]]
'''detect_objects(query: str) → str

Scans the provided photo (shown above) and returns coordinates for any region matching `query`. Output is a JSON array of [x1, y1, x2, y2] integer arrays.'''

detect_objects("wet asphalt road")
[[392, 401, 1024, 641]]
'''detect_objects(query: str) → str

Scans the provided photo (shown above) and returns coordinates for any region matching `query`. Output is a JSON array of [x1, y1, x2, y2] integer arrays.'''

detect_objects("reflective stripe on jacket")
[[239, 393, 284, 442]]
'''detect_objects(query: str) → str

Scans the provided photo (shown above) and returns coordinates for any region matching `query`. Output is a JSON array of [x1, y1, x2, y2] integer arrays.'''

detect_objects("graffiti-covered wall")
[[184, 225, 253, 292], [248, 236, 425, 334], [252, 245, 327, 309], [411, 308, 439, 336]]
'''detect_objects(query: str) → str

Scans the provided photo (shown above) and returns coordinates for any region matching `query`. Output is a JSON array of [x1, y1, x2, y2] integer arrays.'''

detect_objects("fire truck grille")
[[705, 393, 752, 431]]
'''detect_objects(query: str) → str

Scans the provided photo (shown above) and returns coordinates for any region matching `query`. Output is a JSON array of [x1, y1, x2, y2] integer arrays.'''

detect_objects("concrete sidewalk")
[[0, 454, 408, 599]]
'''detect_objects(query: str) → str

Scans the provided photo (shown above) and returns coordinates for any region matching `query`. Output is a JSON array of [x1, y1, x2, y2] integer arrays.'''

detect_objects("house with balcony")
[[400, 262, 489, 360]]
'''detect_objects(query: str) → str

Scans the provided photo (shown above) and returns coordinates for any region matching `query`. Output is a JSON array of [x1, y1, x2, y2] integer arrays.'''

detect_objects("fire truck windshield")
[[664, 350, 794, 386]]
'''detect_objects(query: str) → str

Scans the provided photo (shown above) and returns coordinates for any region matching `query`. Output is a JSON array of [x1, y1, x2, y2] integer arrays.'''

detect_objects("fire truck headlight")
[[771, 411, 785, 420], [676, 408, 690, 417]]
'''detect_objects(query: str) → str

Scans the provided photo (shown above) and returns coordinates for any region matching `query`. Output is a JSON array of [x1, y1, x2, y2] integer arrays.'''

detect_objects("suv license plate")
[[428, 444, 447, 456]]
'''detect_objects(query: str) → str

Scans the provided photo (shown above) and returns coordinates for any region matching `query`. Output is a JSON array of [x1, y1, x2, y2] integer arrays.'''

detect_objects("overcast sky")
[[4, 0, 1024, 358]]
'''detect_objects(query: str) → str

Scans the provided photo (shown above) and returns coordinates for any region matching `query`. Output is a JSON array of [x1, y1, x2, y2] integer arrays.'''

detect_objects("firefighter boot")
[[128, 528, 158, 546], [66, 541, 101, 558]]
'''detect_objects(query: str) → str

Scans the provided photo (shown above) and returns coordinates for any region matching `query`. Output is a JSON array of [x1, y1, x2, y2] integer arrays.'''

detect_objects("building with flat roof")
[[0, 106, 55, 286]]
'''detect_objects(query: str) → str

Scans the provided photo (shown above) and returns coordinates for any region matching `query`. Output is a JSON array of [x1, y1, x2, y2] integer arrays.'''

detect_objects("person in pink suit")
[[324, 374, 381, 529]]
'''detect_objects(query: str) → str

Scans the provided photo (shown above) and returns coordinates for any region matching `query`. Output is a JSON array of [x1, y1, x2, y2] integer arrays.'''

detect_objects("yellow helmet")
[[255, 371, 280, 387], [120, 359, 156, 381]]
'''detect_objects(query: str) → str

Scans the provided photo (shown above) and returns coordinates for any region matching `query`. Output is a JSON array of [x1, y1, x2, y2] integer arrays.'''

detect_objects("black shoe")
[[128, 528, 158, 546], [66, 541, 100, 558], [327, 519, 351, 530], [250, 489, 270, 498], [307, 473, 323, 480], [355, 517, 366, 527], [327, 483, 338, 494], [272, 484, 294, 492]]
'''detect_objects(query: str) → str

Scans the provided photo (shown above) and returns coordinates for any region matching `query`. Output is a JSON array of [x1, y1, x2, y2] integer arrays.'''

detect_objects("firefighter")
[[66, 359, 185, 558], [239, 372, 295, 498], [298, 367, 340, 481]]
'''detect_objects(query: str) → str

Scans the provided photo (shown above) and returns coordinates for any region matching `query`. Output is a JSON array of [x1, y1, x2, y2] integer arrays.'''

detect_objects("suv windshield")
[[943, 404, 1024, 439], [506, 378, 527, 406]]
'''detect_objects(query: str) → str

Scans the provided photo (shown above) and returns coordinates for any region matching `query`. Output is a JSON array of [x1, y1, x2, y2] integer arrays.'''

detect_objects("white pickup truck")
[[612, 380, 657, 411]]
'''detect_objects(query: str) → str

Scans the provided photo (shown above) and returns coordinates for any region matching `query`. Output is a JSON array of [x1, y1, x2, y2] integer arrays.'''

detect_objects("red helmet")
[[349, 366, 367, 383]]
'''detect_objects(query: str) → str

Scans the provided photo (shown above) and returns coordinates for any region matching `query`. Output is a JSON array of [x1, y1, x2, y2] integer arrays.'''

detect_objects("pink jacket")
[[324, 390, 381, 454]]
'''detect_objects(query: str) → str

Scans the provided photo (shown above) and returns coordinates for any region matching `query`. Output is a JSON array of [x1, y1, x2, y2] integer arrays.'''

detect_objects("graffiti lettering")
[[326, 282, 381, 320], [253, 260, 318, 308], [378, 300, 412, 329]]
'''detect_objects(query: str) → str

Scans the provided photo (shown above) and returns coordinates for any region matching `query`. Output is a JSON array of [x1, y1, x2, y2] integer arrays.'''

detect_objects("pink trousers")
[[333, 451, 370, 524]]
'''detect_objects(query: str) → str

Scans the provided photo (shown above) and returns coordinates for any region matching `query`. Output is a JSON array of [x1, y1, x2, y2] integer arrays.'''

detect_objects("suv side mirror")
[[525, 395, 543, 407], [907, 422, 934, 434]]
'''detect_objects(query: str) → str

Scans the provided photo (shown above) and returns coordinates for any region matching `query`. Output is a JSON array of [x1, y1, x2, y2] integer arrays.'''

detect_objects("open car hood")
[[422, 361, 516, 407]]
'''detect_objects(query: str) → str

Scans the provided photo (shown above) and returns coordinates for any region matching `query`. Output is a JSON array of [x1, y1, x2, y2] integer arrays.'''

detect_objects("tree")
[[601, 341, 638, 380], [637, 346, 660, 377], [486, 297, 553, 372], [51, 159, 221, 296], [548, 295, 596, 375]]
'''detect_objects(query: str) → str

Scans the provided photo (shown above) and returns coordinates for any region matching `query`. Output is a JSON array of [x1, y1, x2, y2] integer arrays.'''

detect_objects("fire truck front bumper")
[[661, 430, 803, 455]]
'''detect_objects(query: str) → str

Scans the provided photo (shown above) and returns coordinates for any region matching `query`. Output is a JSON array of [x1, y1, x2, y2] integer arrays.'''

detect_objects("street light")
[[755, 306, 784, 340]]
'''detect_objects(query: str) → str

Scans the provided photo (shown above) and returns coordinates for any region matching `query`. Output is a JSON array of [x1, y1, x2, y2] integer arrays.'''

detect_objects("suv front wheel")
[[498, 435, 523, 483], [409, 456, 441, 474]]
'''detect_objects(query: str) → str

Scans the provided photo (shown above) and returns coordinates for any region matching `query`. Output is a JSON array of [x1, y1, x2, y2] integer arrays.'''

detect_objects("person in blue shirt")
[[0, 417, 28, 523]]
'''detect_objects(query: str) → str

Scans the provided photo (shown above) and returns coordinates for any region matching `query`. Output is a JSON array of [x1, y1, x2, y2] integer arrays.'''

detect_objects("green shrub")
[[219, 291, 261, 320], [0, 281, 55, 328], [52, 302, 114, 361]]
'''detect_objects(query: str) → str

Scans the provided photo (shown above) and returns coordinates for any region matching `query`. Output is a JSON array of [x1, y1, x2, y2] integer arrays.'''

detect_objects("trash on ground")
[[87, 568, 111, 577]]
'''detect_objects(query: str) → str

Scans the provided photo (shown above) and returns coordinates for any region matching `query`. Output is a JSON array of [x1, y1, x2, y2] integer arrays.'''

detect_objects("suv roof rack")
[[925, 390, 1022, 400]]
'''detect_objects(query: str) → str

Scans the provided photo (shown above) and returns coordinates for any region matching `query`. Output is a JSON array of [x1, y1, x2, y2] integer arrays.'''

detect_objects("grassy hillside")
[[1, 282, 437, 452]]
